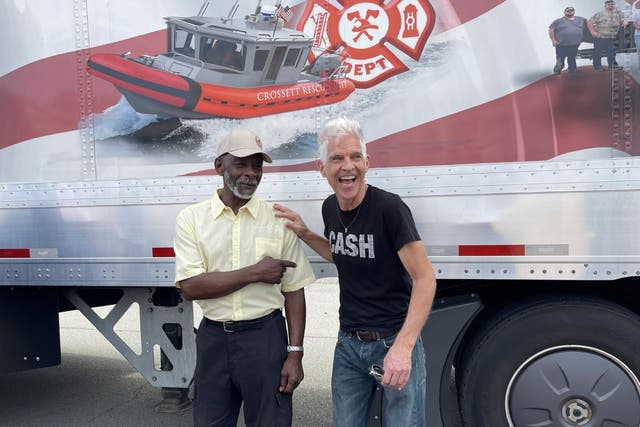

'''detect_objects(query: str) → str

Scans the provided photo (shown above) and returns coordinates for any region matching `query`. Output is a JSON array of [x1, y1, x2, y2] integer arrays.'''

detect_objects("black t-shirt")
[[322, 185, 421, 332]]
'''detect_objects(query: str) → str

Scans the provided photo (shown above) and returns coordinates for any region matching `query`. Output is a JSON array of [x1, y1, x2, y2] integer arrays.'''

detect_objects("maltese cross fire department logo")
[[297, 0, 435, 88]]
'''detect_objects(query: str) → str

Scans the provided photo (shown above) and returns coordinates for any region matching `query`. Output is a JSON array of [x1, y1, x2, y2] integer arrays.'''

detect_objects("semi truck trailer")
[[2, 0, 640, 425]]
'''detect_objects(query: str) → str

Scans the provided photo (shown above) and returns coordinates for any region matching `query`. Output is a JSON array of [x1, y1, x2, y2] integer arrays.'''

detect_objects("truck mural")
[[2, 0, 640, 426]]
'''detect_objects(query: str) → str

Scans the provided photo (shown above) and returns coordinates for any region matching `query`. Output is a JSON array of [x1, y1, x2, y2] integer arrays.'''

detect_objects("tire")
[[458, 297, 640, 427]]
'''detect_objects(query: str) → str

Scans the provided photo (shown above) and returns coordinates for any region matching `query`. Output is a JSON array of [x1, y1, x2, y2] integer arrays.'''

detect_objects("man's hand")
[[254, 256, 296, 284], [381, 342, 413, 390], [273, 203, 310, 238], [273, 203, 334, 262], [279, 353, 304, 393]]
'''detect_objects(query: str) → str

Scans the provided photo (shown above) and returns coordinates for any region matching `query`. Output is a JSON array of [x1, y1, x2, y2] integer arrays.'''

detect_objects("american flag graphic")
[[3, 0, 636, 181], [276, 5, 293, 22]]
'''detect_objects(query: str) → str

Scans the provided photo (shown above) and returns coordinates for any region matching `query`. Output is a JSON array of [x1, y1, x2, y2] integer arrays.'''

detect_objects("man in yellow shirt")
[[174, 128, 315, 426]]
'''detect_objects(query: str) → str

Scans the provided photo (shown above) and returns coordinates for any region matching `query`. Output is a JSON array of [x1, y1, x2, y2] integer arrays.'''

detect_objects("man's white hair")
[[317, 116, 367, 164]]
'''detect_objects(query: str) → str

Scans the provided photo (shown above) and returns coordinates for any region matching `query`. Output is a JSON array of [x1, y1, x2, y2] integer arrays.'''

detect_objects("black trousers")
[[193, 311, 292, 427]]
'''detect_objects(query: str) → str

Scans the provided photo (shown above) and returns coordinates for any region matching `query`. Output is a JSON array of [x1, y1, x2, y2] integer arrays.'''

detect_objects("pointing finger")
[[280, 260, 297, 269]]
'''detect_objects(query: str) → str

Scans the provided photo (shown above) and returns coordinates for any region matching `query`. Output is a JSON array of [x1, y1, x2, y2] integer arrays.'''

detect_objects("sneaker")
[[594, 66, 604, 71]]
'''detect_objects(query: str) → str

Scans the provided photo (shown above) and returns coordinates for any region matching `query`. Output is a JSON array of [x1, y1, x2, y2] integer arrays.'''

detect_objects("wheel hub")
[[562, 398, 592, 426], [506, 347, 640, 427]]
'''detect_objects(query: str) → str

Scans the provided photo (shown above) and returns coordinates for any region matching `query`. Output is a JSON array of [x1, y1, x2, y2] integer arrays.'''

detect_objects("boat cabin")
[[154, 14, 315, 88]]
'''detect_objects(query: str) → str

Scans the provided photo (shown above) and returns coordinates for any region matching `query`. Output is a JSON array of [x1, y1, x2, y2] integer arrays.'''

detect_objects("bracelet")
[[287, 345, 304, 352]]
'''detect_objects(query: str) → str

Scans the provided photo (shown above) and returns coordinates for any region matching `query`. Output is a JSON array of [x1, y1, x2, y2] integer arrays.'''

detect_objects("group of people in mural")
[[549, 0, 640, 73]]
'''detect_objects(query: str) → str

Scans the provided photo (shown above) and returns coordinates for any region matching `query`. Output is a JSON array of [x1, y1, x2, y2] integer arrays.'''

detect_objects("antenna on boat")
[[272, 8, 278, 38], [254, 0, 262, 16], [197, 1, 210, 17], [227, 0, 239, 20]]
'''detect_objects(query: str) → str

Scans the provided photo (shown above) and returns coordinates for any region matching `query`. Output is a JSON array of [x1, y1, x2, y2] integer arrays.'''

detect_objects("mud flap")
[[0, 287, 60, 373]]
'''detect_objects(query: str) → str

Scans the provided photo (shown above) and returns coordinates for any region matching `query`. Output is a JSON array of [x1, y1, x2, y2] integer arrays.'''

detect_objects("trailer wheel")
[[458, 297, 640, 427]]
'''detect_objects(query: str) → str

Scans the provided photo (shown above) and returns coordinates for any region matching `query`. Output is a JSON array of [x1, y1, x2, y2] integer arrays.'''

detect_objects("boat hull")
[[87, 53, 355, 119]]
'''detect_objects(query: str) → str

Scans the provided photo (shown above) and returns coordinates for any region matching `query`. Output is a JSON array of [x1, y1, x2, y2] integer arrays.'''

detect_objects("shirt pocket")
[[255, 237, 282, 262]]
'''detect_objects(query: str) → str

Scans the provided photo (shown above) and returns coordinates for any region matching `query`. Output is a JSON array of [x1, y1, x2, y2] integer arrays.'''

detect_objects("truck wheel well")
[[439, 277, 640, 336]]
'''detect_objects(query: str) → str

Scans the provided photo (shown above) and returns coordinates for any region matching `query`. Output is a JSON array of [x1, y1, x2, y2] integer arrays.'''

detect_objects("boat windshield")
[[174, 27, 196, 58], [200, 37, 246, 71]]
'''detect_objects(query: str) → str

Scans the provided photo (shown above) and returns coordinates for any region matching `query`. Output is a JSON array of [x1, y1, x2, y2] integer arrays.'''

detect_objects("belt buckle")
[[223, 321, 235, 333]]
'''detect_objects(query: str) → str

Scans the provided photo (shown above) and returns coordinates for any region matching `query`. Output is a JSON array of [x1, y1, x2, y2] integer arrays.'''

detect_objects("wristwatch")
[[287, 345, 304, 352]]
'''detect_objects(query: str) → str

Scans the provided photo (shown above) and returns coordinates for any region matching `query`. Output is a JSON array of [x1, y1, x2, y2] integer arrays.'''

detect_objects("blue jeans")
[[555, 44, 579, 71], [593, 37, 616, 68], [331, 331, 427, 427], [636, 35, 640, 66]]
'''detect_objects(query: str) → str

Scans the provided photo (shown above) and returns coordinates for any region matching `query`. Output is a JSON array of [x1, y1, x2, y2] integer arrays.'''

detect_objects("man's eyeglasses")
[[565, 9, 575, 13]]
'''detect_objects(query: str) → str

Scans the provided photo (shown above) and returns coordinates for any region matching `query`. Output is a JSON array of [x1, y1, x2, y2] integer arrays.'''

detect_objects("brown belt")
[[343, 329, 397, 342]]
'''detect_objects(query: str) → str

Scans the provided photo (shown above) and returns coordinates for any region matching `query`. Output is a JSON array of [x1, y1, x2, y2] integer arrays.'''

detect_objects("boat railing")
[[328, 63, 349, 80], [199, 24, 249, 37], [172, 27, 308, 44], [303, 47, 351, 81], [253, 34, 311, 43]]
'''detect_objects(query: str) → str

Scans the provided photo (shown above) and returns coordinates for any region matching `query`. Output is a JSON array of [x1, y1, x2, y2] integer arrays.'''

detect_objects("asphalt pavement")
[[0, 279, 340, 427]]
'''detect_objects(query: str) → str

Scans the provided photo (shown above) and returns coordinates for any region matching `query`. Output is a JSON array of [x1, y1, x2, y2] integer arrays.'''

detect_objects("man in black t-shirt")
[[274, 116, 437, 426]]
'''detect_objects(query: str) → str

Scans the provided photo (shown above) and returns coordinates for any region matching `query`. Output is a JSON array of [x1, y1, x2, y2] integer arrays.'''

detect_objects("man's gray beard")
[[224, 170, 257, 200]]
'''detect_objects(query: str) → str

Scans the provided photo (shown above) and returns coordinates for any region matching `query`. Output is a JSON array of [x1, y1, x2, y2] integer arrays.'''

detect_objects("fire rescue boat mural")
[[86, 7, 357, 120], [1, 0, 639, 182]]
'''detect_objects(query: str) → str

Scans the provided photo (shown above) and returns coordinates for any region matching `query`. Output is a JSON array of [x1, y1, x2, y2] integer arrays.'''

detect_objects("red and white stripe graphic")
[[0, 244, 571, 258]]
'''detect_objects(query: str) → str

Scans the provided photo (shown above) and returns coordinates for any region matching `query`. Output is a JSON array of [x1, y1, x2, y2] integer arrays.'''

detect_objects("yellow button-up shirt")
[[174, 190, 315, 321]]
